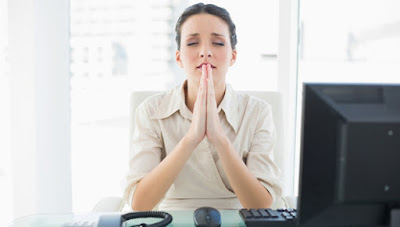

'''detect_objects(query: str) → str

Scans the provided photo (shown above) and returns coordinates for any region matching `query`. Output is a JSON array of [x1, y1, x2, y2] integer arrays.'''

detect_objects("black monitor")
[[297, 83, 400, 226]]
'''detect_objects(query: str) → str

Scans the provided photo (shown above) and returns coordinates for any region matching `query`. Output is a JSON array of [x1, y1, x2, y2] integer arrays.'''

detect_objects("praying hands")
[[187, 63, 227, 148]]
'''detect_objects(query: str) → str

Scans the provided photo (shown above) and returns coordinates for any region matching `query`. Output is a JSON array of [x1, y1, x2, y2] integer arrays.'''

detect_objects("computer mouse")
[[193, 206, 221, 227]]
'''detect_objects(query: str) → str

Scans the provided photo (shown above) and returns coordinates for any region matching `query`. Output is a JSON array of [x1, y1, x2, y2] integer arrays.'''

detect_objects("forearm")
[[131, 136, 198, 211], [215, 137, 273, 209]]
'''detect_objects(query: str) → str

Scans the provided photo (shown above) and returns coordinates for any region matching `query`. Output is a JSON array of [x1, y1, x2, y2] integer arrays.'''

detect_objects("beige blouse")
[[123, 81, 284, 210]]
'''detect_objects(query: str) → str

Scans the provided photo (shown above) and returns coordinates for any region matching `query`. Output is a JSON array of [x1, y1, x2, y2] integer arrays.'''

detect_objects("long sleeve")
[[122, 101, 163, 207]]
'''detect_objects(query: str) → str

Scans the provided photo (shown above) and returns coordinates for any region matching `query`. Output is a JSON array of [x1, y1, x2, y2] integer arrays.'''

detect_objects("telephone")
[[63, 211, 173, 227]]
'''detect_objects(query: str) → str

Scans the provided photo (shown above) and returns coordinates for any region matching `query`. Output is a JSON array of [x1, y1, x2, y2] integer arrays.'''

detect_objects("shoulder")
[[136, 84, 182, 120], [135, 90, 172, 116]]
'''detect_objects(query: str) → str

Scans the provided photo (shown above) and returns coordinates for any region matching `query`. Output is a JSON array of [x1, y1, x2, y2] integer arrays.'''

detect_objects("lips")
[[197, 63, 216, 69]]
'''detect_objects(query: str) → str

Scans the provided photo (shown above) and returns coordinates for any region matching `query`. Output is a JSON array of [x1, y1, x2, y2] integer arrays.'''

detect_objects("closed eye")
[[187, 42, 198, 46], [213, 42, 224, 46]]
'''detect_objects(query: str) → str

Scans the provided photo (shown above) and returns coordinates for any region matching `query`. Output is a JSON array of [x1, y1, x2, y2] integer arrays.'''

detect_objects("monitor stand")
[[391, 209, 400, 227]]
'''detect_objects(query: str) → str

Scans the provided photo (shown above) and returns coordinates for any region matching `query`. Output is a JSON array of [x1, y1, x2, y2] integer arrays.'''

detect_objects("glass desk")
[[10, 210, 246, 227]]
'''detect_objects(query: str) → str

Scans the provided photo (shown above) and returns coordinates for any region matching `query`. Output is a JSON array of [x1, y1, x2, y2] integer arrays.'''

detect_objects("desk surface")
[[10, 210, 246, 227]]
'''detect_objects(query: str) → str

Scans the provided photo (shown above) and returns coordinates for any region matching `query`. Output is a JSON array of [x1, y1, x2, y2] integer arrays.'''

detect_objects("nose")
[[199, 45, 212, 58], [200, 52, 212, 58]]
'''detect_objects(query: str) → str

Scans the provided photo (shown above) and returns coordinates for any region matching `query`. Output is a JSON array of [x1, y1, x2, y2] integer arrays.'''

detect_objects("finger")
[[195, 65, 205, 100], [196, 66, 207, 107], [199, 70, 204, 92], [207, 64, 216, 104], [207, 64, 214, 88], [202, 64, 208, 99], [195, 75, 202, 104], [202, 64, 207, 80]]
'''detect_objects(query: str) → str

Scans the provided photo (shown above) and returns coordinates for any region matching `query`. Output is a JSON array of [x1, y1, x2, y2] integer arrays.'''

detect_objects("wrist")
[[183, 133, 202, 150], [212, 134, 230, 151]]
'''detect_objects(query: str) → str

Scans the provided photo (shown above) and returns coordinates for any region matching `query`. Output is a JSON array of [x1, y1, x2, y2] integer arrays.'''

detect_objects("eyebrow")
[[187, 33, 225, 37]]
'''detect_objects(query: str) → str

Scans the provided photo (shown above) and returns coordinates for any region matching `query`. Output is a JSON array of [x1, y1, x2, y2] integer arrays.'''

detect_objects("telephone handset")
[[63, 211, 173, 227], [98, 211, 172, 227]]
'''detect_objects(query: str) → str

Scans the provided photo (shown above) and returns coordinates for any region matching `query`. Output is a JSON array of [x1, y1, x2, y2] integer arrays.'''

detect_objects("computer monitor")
[[297, 83, 400, 226]]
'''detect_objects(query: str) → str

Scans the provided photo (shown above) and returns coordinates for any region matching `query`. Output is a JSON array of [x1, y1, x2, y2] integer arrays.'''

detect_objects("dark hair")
[[175, 3, 237, 50]]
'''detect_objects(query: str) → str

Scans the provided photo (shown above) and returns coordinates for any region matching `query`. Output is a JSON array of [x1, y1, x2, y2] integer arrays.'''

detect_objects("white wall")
[[8, 0, 72, 218]]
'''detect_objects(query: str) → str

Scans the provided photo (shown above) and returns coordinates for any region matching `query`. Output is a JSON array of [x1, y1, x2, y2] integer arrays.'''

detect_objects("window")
[[295, 0, 400, 195], [70, 0, 177, 212], [298, 0, 400, 84]]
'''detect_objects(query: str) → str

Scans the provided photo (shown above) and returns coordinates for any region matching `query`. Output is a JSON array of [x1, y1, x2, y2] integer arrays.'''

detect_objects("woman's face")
[[176, 13, 237, 89]]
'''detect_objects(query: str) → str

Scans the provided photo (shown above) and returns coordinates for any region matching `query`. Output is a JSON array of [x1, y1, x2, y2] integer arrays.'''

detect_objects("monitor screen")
[[297, 83, 400, 226]]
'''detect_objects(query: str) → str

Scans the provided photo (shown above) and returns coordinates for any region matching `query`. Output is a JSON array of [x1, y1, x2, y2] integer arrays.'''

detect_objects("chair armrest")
[[92, 196, 126, 212]]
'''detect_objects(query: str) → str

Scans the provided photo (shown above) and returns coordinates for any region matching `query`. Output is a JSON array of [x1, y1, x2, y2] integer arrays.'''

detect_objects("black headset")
[[122, 211, 173, 227], [97, 211, 172, 227]]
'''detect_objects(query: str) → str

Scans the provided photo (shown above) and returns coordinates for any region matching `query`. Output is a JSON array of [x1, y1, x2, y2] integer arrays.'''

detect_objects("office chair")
[[93, 90, 296, 212]]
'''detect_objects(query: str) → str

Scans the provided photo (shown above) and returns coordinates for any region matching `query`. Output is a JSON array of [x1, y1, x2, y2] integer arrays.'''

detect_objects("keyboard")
[[239, 208, 297, 227]]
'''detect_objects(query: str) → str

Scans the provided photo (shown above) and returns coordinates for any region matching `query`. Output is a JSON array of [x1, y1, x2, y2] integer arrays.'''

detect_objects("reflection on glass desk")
[[10, 210, 245, 227]]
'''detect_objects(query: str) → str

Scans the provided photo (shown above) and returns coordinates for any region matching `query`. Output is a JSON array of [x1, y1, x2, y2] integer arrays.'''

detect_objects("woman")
[[123, 3, 283, 211]]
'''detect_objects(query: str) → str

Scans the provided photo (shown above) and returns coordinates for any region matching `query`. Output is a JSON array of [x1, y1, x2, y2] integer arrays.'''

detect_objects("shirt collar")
[[150, 80, 192, 120], [151, 81, 239, 133], [219, 84, 239, 133]]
